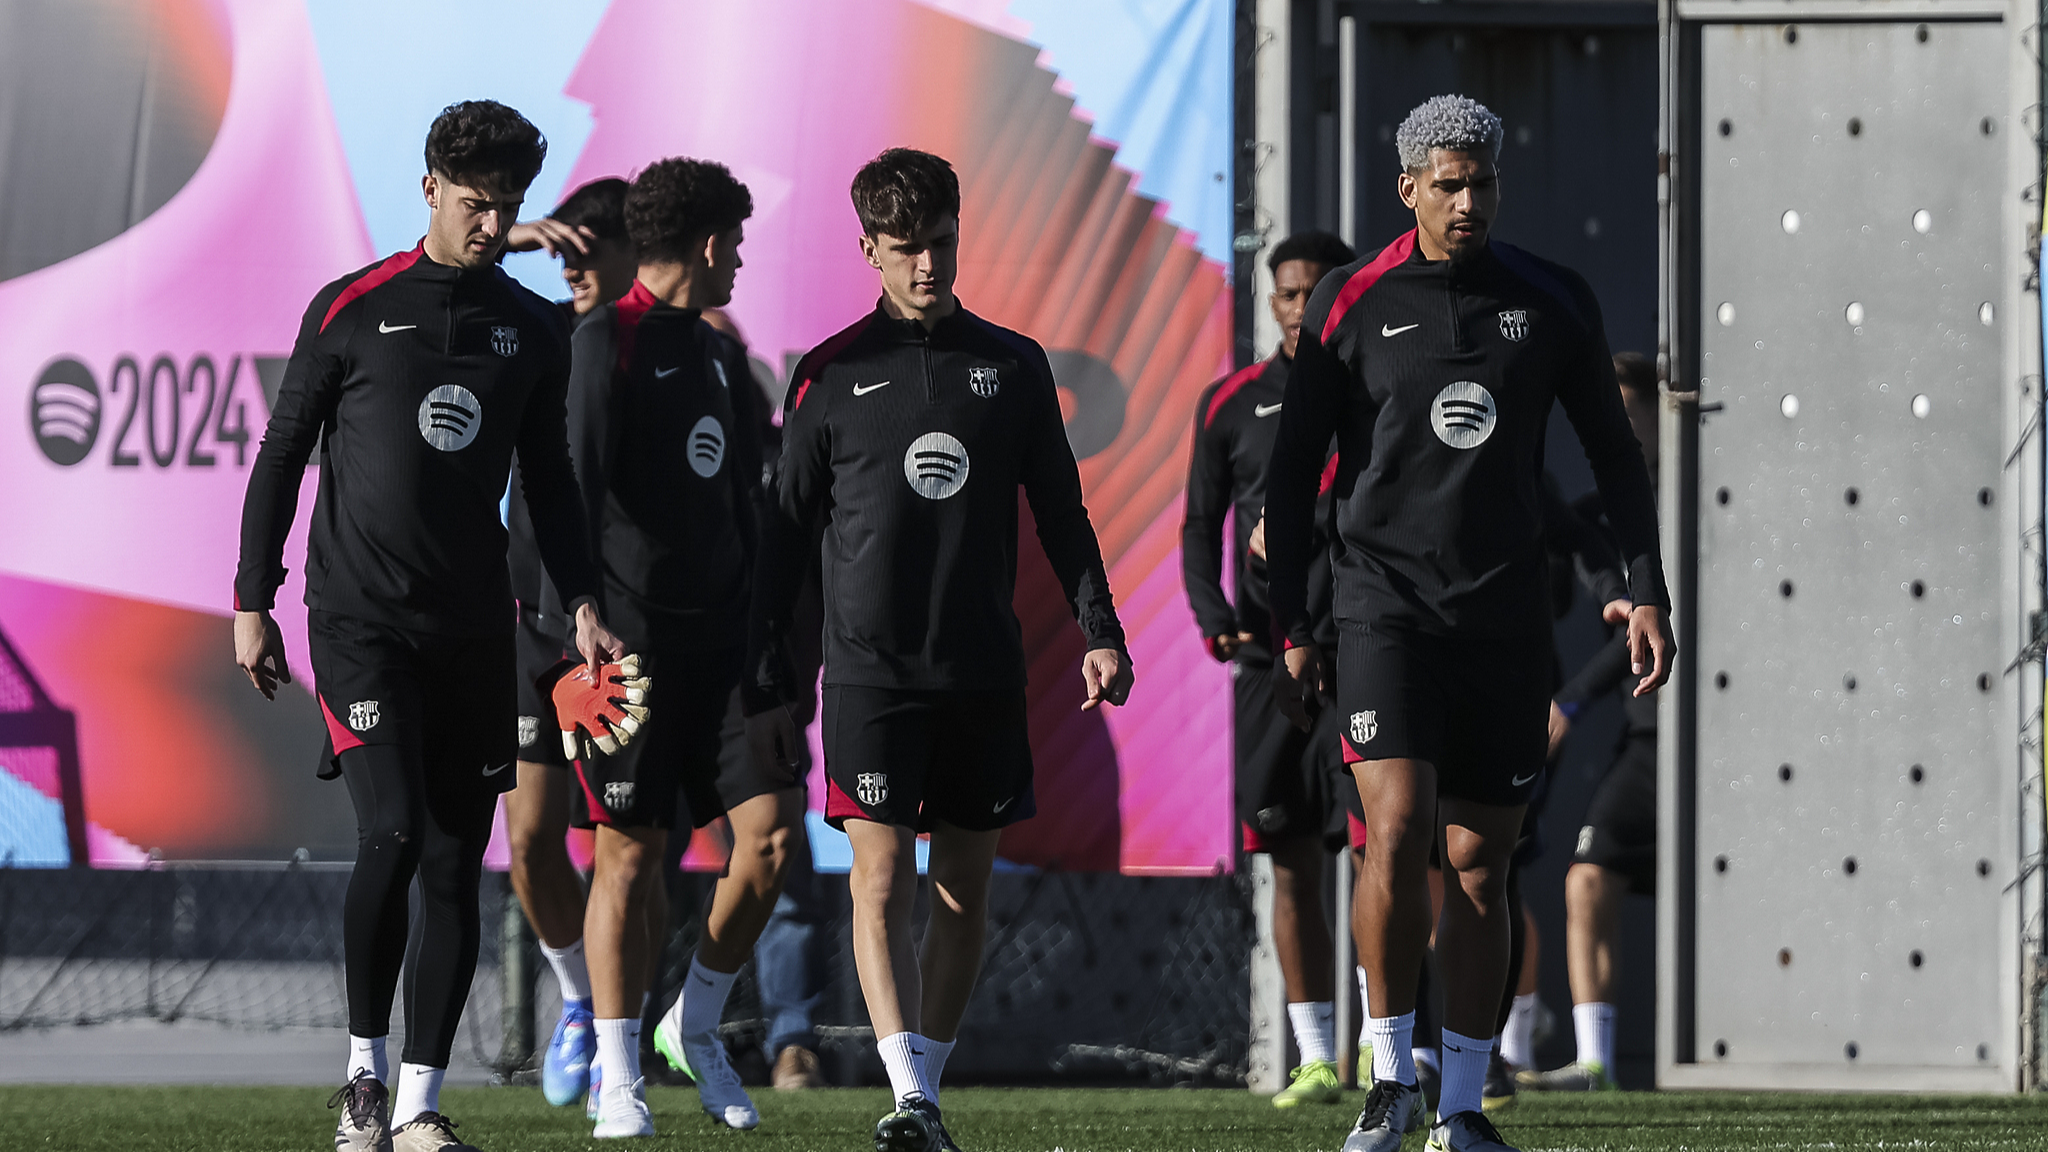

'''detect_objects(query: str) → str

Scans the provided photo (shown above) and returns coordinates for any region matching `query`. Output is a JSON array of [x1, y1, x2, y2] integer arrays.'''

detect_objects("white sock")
[[1364, 1012, 1416, 1086], [596, 1018, 642, 1092], [922, 1037, 956, 1104], [1356, 965, 1371, 1009], [541, 938, 592, 1005], [1413, 1046, 1440, 1075], [1574, 1001, 1616, 1073], [1501, 993, 1537, 1069], [346, 1034, 388, 1084], [392, 1063, 444, 1124], [1287, 1001, 1336, 1064], [681, 956, 738, 1038], [877, 1031, 938, 1107], [1437, 1028, 1491, 1120]]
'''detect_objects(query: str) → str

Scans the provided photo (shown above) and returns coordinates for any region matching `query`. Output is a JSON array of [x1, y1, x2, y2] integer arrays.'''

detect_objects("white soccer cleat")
[[327, 1071, 392, 1152], [654, 1004, 759, 1129], [1427, 1109, 1521, 1152], [390, 1111, 479, 1152], [1341, 1079, 1428, 1152], [592, 1075, 655, 1139]]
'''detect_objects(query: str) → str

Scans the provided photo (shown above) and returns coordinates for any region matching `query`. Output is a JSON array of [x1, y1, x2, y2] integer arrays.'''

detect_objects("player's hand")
[[1602, 598, 1633, 626], [233, 609, 291, 700], [505, 219, 594, 260], [1629, 605, 1676, 697], [1275, 642, 1326, 732], [1547, 700, 1572, 757], [1081, 648, 1133, 710], [573, 603, 627, 673], [1248, 516, 1267, 560], [1204, 632, 1261, 662], [545, 655, 651, 759], [747, 705, 802, 775]]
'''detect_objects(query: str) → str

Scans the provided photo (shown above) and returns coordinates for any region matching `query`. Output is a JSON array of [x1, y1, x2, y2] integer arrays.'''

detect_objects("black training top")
[[1265, 230, 1668, 645], [744, 301, 1126, 711], [236, 244, 597, 637], [505, 299, 582, 629]]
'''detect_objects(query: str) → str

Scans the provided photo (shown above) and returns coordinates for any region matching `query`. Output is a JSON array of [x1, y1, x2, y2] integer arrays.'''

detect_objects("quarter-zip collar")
[[870, 297, 971, 344]]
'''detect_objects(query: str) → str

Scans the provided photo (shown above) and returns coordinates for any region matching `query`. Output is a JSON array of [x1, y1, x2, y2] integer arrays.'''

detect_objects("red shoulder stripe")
[[1320, 230, 1416, 344], [613, 279, 657, 375], [1318, 453, 1341, 495], [320, 244, 423, 334], [790, 312, 878, 413], [1203, 359, 1272, 429]]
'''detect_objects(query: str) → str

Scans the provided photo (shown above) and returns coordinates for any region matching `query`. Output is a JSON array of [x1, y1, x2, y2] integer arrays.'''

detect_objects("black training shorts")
[[307, 609, 515, 808], [1573, 735, 1657, 894], [1335, 619, 1550, 807], [569, 643, 772, 831], [1233, 660, 1349, 852], [514, 605, 572, 768], [820, 685, 1033, 833]]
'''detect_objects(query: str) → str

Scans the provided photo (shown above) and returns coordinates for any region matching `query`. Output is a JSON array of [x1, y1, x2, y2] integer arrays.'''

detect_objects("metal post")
[[1337, 14, 1357, 248], [1247, 853, 1288, 1094], [500, 872, 537, 1077], [1250, 0, 1292, 359], [1333, 846, 1356, 1084]]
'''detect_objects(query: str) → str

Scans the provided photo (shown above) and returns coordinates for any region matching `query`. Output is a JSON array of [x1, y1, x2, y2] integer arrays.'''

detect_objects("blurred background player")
[[233, 101, 625, 1152], [1520, 351, 1663, 1095], [497, 175, 635, 1111], [1263, 95, 1672, 1152], [745, 148, 1133, 1152], [1183, 228, 1357, 1108]]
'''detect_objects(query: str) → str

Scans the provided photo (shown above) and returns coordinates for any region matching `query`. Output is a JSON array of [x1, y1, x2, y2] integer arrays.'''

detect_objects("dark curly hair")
[[424, 100, 546, 191], [625, 159, 754, 263], [851, 148, 959, 238], [551, 177, 628, 240], [1268, 230, 1355, 272]]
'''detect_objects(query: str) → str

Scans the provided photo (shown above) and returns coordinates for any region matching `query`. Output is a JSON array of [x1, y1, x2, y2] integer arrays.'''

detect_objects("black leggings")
[[340, 744, 497, 1068]]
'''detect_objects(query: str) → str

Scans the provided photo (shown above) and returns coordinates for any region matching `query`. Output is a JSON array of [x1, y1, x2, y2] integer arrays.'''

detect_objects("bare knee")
[[1566, 862, 1620, 917]]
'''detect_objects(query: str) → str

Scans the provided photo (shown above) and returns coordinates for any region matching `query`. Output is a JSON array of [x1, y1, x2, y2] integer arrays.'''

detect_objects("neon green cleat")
[[1273, 1059, 1344, 1108], [1514, 1059, 1616, 1092]]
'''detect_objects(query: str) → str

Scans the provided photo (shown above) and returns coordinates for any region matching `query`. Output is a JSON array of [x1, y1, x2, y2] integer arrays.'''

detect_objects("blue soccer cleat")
[[542, 998, 597, 1107]]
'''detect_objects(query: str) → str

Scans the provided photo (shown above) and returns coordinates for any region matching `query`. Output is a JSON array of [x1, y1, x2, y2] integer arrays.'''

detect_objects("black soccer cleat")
[[874, 1092, 951, 1152]]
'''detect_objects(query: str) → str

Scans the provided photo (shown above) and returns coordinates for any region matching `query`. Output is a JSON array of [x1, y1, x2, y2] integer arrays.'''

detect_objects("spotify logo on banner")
[[904, 432, 970, 499], [688, 415, 726, 477], [31, 358, 101, 466], [418, 385, 482, 451]]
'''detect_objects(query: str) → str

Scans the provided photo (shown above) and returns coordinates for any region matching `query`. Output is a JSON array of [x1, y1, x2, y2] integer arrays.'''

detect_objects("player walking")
[[745, 148, 1133, 1152], [1183, 229, 1356, 1108], [233, 101, 626, 1152], [1263, 96, 1672, 1152]]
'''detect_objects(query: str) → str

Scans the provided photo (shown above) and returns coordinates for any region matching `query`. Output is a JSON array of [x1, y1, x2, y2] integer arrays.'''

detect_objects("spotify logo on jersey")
[[1430, 381, 1496, 449], [418, 385, 482, 451], [31, 358, 101, 465], [688, 415, 726, 478], [904, 432, 970, 499]]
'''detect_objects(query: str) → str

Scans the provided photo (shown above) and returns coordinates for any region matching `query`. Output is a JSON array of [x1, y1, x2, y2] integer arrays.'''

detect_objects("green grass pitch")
[[2, 1084, 2044, 1150]]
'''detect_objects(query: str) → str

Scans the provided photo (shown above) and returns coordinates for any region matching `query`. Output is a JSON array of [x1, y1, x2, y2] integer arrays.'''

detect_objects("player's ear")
[[858, 232, 882, 270], [422, 172, 439, 209], [1396, 170, 1419, 210]]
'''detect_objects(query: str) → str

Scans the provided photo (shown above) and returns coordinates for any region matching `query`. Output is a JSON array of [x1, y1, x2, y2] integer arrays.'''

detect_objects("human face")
[[1270, 259, 1332, 360], [860, 215, 959, 326], [561, 235, 638, 315], [423, 173, 525, 268], [702, 225, 745, 309], [1398, 149, 1499, 263]]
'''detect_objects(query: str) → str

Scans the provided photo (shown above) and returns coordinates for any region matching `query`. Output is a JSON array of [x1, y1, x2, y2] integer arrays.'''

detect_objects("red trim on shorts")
[[1347, 811, 1369, 851], [319, 696, 366, 756], [825, 775, 865, 822], [1241, 821, 1271, 854], [1320, 231, 1416, 344], [1341, 732, 1367, 765], [1204, 359, 1271, 428], [321, 245, 422, 333], [572, 760, 613, 825]]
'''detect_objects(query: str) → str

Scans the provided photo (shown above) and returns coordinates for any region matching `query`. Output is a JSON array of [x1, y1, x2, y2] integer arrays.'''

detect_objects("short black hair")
[[1613, 351, 1656, 395], [851, 148, 960, 238], [424, 100, 546, 191], [624, 159, 753, 264], [1268, 230, 1356, 273], [551, 177, 629, 241]]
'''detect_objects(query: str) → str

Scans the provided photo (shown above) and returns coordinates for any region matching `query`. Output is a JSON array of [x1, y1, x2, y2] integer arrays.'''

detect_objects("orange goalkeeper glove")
[[542, 654, 651, 760]]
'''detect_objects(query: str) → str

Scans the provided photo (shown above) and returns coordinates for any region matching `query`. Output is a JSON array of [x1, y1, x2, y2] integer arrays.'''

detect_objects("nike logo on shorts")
[[655, 366, 680, 378], [1255, 403, 1283, 417], [379, 321, 417, 333], [993, 797, 1014, 814], [483, 762, 510, 777], [1381, 323, 1419, 337], [1510, 770, 1538, 787], [852, 380, 891, 396]]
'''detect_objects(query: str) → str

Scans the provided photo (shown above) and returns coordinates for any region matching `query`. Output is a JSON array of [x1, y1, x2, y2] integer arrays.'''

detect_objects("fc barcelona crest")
[[1497, 310, 1529, 342], [491, 325, 519, 357], [856, 772, 889, 805], [968, 366, 1000, 399], [348, 700, 380, 732]]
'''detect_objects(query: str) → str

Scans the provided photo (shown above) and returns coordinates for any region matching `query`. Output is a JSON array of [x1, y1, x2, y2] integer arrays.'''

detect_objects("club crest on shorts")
[[1577, 825, 1596, 858], [968, 366, 1000, 398], [1429, 381, 1497, 450], [1498, 309, 1529, 342], [517, 715, 540, 749], [348, 700, 380, 732], [491, 325, 519, 357], [1349, 709, 1377, 745], [604, 781, 635, 810], [856, 772, 888, 806]]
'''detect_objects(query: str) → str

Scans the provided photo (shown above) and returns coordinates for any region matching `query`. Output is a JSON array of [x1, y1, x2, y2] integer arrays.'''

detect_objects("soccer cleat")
[[1513, 1059, 1615, 1093], [874, 1093, 948, 1152], [390, 1111, 479, 1152], [1481, 1048, 1517, 1112], [328, 1071, 392, 1152], [653, 1012, 759, 1129], [592, 1075, 655, 1139], [1427, 1109, 1520, 1152], [541, 999, 596, 1107], [1272, 1059, 1343, 1108], [1340, 1079, 1427, 1152]]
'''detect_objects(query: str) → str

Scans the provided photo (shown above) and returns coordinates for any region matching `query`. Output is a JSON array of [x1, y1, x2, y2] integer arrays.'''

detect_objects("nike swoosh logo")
[[1381, 323, 1419, 337], [379, 322, 417, 334], [482, 763, 510, 777], [694, 973, 715, 985], [993, 797, 1014, 814], [1510, 770, 1538, 787], [852, 380, 891, 396], [1254, 403, 1283, 417], [910, 1048, 925, 1057], [654, 366, 679, 378]]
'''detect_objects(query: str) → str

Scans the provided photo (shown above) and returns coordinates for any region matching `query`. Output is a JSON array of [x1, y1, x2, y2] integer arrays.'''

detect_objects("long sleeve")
[[234, 282, 348, 611], [1542, 481, 1627, 609], [716, 334, 763, 578], [517, 312, 598, 616], [1266, 307, 1353, 649], [1018, 343, 1126, 656], [1180, 383, 1238, 640], [744, 366, 834, 713]]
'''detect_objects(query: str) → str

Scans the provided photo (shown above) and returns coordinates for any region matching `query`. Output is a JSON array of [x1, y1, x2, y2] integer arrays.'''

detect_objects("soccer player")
[[1262, 96, 1673, 1152], [1183, 229, 1357, 1108], [498, 175, 635, 1111], [1519, 351, 1663, 1095], [745, 148, 1133, 1152], [233, 101, 626, 1152]]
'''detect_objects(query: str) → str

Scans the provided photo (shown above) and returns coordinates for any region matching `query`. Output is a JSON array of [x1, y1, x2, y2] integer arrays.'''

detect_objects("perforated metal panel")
[[1674, 12, 2029, 1090]]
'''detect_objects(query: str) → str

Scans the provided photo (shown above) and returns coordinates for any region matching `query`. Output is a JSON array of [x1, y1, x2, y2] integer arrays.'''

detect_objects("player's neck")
[[879, 289, 956, 332], [636, 262, 709, 311]]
